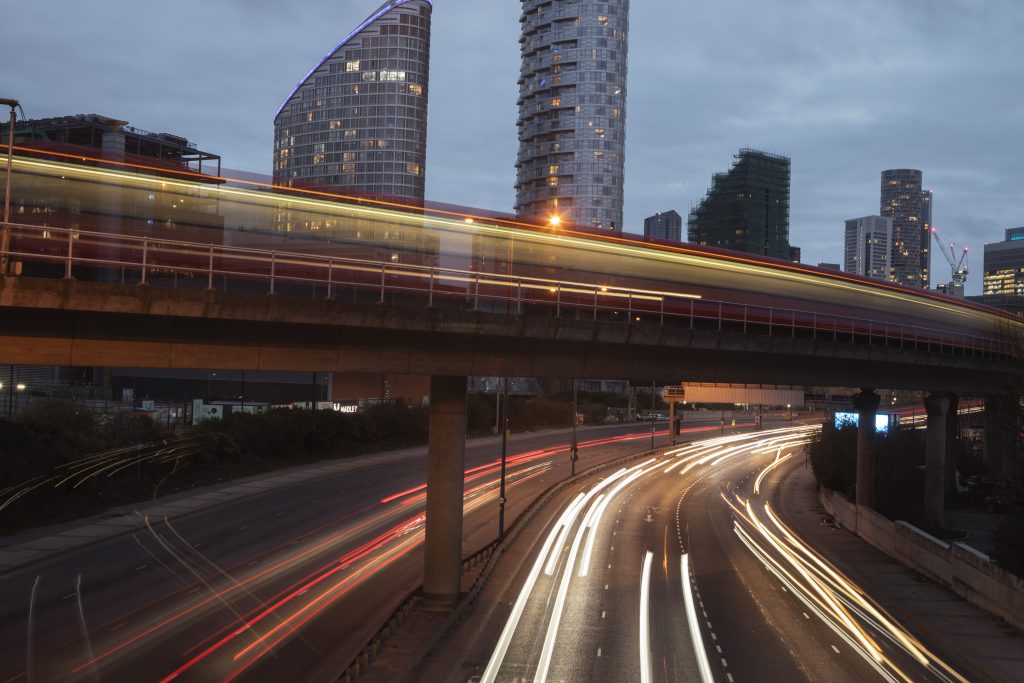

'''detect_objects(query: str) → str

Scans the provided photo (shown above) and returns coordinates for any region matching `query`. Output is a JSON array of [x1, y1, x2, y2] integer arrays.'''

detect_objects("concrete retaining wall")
[[819, 487, 1024, 632]]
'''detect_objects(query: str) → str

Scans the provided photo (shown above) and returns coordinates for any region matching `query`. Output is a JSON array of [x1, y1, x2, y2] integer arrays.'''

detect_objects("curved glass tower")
[[515, 0, 630, 230], [273, 0, 431, 200]]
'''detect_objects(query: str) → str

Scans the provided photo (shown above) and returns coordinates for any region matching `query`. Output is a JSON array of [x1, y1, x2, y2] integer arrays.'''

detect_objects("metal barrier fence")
[[0, 221, 1012, 360]]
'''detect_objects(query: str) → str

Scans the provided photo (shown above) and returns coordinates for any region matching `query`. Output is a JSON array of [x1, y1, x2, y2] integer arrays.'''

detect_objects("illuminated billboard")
[[834, 412, 890, 433]]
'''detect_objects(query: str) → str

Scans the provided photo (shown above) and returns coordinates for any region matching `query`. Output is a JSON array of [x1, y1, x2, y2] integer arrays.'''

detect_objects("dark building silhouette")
[[880, 169, 932, 288], [687, 149, 791, 259], [643, 210, 682, 242]]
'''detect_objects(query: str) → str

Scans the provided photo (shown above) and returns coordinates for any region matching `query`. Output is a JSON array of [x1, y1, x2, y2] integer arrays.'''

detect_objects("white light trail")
[[681, 553, 715, 683], [640, 550, 654, 683]]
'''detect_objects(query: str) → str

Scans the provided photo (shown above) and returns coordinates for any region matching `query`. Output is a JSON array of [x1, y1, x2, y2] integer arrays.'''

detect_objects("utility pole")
[[498, 377, 509, 539], [1, 98, 20, 274], [570, 379, 579, 476]]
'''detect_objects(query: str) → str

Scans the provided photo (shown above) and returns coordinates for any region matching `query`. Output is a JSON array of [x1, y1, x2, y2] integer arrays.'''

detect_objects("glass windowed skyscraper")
[[273, 0, 431, 200], [880, 169, 932, 288], [515, 0, 630, 230]]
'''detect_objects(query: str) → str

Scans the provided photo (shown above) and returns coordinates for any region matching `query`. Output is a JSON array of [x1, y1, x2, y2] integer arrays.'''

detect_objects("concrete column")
[[984, 394, 1017, 483], [422, 375, 467, 609], [924, 392, 951, 531], [853, 389, 880, 507], [668, 400, 677, 446]]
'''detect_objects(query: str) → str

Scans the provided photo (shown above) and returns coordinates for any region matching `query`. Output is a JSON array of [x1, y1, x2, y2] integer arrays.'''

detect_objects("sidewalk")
[[775, 461, 1024, 683], [0, 422, 633, 574]]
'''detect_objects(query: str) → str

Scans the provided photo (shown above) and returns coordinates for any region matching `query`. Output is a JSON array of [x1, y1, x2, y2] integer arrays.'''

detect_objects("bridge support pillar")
[[925, 392, 952, 531], [669, 400, 677, 446], [853, 389, 880, 507], [984, 394, 1017, 483], [422, 375, 467, 610]]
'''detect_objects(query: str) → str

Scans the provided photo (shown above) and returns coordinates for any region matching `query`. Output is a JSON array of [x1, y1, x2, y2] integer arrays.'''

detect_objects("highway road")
[[467, 427, 973, 683], [0, 417, 749, 683]]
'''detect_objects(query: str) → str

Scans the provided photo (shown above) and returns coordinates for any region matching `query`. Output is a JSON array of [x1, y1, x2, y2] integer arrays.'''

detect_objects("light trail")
[[639, 551, 654, 683], [727, 435, 972, 683], [680, 553, 715, 683]]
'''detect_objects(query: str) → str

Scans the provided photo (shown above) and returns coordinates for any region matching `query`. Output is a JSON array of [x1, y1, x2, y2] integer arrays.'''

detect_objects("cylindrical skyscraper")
[[515, 0, 629, 230], [273, 0, 431, 200]]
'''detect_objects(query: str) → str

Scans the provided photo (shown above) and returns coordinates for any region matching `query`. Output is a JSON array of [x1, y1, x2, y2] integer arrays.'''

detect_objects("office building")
[[515, 0, 630, 230], [644, 210, 682, 242], [844, 215, 893, 281], [880, 169, 932, 288], [983, 227, 1024, 296], [789, 246, 801, 263], [817, 262, 841, 271], [688, 149, 791, 259], [273, 0, 432, 200]]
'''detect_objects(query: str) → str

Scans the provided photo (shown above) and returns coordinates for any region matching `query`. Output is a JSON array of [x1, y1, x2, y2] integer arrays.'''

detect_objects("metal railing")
[[0, 221, 1012, 360]]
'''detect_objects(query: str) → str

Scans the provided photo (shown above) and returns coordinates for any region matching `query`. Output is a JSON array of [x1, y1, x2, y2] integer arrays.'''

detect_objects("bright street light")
[[548, 215, 562, 227]]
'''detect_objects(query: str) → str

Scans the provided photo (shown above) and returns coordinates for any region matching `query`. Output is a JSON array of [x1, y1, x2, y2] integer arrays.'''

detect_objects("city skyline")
[[4, 0, 1023, 294]]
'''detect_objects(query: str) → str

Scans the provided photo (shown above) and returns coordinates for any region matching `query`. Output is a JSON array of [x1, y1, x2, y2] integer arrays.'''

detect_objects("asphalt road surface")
[[0, 417, 748, 683], [469, 426, 974, 683]]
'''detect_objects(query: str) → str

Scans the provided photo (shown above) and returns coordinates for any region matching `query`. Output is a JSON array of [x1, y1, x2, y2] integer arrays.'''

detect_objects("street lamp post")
[[570, 379, 579, 476], [1, 98, 20, 274], [498, 377, 509, 540]]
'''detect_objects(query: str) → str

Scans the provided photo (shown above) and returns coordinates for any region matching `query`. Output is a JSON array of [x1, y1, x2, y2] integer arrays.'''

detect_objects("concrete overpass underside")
[[0, 276, 1014, 395]]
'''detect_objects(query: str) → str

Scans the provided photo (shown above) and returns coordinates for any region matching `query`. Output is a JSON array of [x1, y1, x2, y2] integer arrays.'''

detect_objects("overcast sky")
[[4, 0, 1022, 294]]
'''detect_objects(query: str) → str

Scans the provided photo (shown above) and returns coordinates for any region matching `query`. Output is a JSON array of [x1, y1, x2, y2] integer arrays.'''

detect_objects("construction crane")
[[929, 227, 969, 289]]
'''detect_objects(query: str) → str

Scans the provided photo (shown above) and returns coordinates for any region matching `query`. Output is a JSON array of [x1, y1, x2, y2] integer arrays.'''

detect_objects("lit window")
[[548, 165, 559, 174], [597, 15, 608, 25], [551, 97, 561, 107], [409, 84, 423, 95], [313, 154, 326, 164], [406, 163, 421, 175], [362, 72, 378, 82], [380, 70, 406, 81], [342, 163, 356, 173], [594, 127, 605, 138], [344, 129, 357, 138], [328, 120, 342, 129], [548, 176, 559, 187], [593, 150, 604, 160], [346, 60, 360, 72]]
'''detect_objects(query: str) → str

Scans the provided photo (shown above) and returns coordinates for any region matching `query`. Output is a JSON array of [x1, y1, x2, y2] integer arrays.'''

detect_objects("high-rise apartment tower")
[[273, 0, 432, 200], [687, 149, 791, 260], [515, 0, 630, 230], [844, 215, 893, 281], [643, 210, 682, 242], [880, 169, 932, 288]]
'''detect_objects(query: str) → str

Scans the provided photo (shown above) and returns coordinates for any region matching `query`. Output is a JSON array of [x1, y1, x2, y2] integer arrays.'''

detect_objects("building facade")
[[844, 215, 893, 281], [687, 149, 791, 260], [880, 169, 932, 288], [982, 227, 1024, 296], [643, 210, 682, 241], [515, 0, 630, 230], [273, 0, 431, 200]]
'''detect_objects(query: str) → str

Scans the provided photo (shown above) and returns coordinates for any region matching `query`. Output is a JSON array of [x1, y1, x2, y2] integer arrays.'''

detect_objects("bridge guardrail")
[[0, 221, 1012, 361]]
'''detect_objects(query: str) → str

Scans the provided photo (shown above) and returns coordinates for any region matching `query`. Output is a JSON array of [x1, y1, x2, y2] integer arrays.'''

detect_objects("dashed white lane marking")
[[239, 525, 249, 530], [597, 648, 602, 657], [61, 593, 75, 600], [716, 645, 723, 654], [135, 564, 148, 570], [601, 610, 606, 618], [710, 632, 717, 641], [727, 674, 734, 682], [7, 673, 27, 682], [802, 612, 810, 619], [607, 564, 612, 569], [604, 584, 609, 590], [721, 658, 728, 667], [831, 645, 840, 654], [110, 622, 127, 631]]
